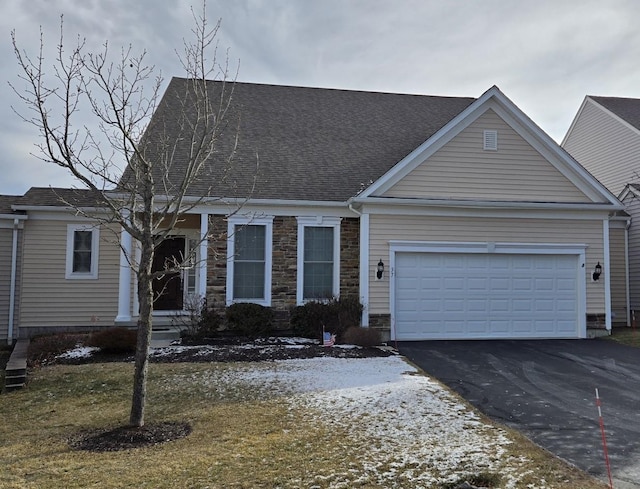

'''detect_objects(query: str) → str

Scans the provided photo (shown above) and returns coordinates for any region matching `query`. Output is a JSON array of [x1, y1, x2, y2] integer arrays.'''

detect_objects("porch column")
[[115, 224, 132, 322], [198, 213, 209, 298]]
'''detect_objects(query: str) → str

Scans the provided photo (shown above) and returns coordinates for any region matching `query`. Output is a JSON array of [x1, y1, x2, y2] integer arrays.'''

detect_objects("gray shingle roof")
[[18, 187, 106, 207], [591, 96, 640, 132], [122, 78, 475, 202], [0, 195, 21, 214]]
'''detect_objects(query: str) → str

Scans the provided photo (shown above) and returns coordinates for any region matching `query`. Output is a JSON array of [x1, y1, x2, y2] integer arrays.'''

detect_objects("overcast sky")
[[2, 0, 640, 195]]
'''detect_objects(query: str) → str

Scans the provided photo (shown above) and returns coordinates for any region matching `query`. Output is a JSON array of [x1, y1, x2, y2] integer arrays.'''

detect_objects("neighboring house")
[[0, 80, 624, 344], [563, 96, 640, 320]]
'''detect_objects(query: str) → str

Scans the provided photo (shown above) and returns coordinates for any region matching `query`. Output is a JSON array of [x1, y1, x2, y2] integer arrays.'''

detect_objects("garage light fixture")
[[377, 259, 384, 280], [593, 262, 602, 281]]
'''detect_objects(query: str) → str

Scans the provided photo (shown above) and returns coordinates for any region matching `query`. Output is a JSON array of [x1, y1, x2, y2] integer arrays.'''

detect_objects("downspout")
[[626, 217, 632, 326], [8, 218, 19, 345], [603, 218, 612, 332]]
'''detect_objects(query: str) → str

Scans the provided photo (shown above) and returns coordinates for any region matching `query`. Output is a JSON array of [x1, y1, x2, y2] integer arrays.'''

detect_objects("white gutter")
[[351, 196, 624, 212], [8, 218, 20, 344]]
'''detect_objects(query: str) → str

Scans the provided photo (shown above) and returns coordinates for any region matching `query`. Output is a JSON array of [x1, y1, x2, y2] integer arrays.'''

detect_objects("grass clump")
[[342, 326, 381, 347], [603, 326, 640, 347]]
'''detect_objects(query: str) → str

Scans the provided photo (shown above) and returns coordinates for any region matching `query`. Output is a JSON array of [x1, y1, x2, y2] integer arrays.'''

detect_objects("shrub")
[[89, 327, 137, 353], [290, 296, 363, 340], [341, 326, 381, 347], [225, 303, 274, 338], [27, 333, 88, 366], [175, 296, 223, 339]]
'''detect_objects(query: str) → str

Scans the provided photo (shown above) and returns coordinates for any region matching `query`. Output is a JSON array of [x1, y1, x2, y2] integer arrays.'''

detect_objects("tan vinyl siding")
[[18, 219, 120, 331], [383, 109, 590, 202], [609, 226, 628, 326], [0, 227, 21, 341], [624, 195, 640, 311], [369, 214, 604, 315], [563, 100, 640, 196]]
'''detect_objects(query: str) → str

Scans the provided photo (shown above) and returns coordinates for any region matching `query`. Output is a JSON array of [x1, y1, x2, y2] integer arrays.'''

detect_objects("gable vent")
[[483, 130, 498, 151]]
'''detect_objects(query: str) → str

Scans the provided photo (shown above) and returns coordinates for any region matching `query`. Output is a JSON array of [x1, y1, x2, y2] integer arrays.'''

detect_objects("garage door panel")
[[395, 252, 580, 340]]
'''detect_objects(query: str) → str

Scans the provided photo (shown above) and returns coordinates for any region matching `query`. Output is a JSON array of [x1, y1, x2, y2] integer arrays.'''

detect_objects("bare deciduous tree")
[[11, 4, 243, 427]]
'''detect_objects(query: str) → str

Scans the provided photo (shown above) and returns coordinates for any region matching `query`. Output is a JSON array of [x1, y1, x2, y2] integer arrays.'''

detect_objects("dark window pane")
[[234, 262, 265, 299], [73, 231, 92, 273], [304, 227, 333, 261], [303, 262, 333, 299], [233, 225, 266, 299], [235, 225, 265, 261], [303, 227, 334, 299]]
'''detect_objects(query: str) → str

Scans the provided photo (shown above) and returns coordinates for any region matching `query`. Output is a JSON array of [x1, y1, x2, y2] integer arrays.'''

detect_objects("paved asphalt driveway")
[[398, 339, 640, 488]]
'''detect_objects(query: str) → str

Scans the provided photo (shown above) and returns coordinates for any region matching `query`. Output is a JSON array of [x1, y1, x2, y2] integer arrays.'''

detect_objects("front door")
[[152, 237, 186, 310]]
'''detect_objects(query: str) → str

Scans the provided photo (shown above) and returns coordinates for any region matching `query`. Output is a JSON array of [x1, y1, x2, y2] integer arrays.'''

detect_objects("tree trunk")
[[130, 230, 154, 427]]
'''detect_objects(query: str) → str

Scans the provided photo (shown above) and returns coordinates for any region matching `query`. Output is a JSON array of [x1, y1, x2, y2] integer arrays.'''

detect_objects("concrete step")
[[150, 327, 181, 348], [3, 339, 29, 393]]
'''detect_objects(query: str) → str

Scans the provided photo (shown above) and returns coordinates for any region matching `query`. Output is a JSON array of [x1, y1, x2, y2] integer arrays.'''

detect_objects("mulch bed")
[[54, 337, 396, 365], [69, 422, 192, 452]]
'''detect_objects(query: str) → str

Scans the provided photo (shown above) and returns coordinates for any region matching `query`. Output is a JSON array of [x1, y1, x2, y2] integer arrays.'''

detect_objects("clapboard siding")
[[368, 215, 604, 315], [18, 219, 120, 331], [624, 195, 640, 311], [384, 110, 589, 202], [0, 227, 21, 342], [563, 100, 640, 197], [609, 226, 628, 326]]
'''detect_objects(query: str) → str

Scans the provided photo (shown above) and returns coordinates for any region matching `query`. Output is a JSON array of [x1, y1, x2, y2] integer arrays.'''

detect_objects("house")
[[0, 79, 624, 344], [563, 96, 640, 320]]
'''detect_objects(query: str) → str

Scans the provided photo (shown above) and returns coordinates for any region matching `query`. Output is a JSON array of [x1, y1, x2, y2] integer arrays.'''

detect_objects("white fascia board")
[[0, 214, 27, 220], [357, 201, 615, 221], [187, 201, 357, 218], [14, 210, 103, 222], [355, 196, 621, 212]]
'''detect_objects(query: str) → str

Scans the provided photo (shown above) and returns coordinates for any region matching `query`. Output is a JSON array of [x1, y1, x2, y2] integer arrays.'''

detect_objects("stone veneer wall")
[[368, 313, 391, 341], [205, 214, 361, 328], [340, 218, 360, 300]]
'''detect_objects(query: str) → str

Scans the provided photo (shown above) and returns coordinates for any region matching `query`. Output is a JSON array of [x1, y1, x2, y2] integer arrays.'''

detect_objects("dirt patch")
[[69, 421, 192, 452]]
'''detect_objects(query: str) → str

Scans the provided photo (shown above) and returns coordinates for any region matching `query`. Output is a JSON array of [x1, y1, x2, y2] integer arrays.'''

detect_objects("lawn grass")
[[0, 361, 608, 489], [602, 326, 640, 347]]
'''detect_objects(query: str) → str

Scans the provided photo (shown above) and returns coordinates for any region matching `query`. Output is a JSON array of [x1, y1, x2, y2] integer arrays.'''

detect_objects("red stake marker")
[[595, 388, 614, 489]]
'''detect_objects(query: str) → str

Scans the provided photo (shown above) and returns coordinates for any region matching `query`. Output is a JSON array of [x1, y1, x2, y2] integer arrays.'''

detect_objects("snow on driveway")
[[217, 355, 544, 488]]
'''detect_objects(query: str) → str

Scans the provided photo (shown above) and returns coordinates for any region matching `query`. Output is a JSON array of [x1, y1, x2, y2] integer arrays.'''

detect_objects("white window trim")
[[296, 216, 341, 304], [65, 223, 100, 280], [226, 215, 273, 306]]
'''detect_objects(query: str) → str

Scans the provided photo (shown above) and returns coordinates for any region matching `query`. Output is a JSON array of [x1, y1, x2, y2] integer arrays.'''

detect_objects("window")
[[66, 224, 99, 279], [297, 217, 341, 303], [226, 216, 273, 306]]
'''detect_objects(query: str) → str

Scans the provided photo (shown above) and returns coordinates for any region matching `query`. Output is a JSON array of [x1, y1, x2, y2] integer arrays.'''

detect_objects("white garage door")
[[394, 252, 580, 340]]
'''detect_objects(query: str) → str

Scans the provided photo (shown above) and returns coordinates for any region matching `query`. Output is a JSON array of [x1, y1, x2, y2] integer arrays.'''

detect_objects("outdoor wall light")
[[593, 262, 602, 281], [377, 259, 384, 280]]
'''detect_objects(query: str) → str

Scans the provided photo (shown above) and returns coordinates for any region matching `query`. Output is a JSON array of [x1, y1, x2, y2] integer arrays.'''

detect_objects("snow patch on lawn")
[[56, 346, 100, 359], [226, 356, 544, 488]]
